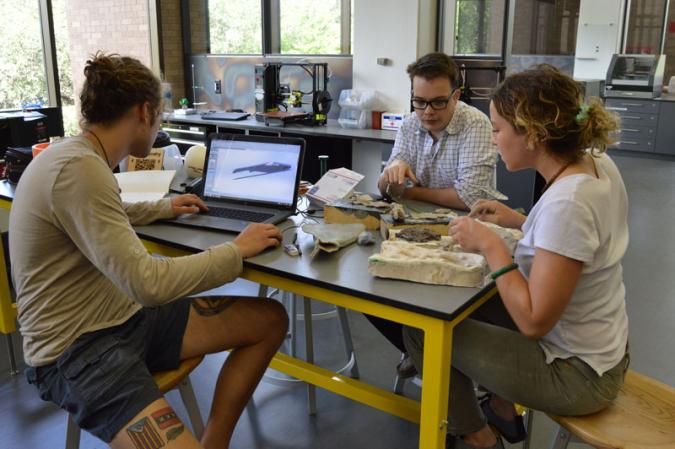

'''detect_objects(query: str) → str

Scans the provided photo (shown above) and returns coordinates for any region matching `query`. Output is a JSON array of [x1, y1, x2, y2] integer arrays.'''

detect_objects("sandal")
[[479, 394, 527, 444]]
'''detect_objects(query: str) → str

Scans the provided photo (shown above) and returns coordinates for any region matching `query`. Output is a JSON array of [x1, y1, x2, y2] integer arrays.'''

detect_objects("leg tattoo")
[[191, 296, 239, 317], [126, 417, 164, 449]]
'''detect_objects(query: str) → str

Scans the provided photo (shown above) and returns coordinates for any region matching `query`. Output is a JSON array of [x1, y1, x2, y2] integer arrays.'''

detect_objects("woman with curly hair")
[[404, 65, 629, 449]]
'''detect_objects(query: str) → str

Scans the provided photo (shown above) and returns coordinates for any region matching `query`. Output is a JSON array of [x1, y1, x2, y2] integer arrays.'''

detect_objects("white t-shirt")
[[514, 153, 629, 376]]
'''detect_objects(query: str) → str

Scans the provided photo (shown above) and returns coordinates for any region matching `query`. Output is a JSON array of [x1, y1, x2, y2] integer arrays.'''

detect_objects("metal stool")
[[393, 353, 421, 394], [65, 355, 205, 449], [259, 285, 359, 415]]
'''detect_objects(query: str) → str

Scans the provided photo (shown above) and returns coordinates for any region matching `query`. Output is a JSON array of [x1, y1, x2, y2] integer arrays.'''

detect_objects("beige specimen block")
[[368, 241, 487, 287]]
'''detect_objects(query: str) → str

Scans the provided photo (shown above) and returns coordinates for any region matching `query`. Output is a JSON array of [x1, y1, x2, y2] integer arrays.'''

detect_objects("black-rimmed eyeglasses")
[[410, 91, 457, 110]]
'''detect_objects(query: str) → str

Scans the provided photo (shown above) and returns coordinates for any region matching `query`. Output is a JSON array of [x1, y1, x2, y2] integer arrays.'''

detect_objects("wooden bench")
[[546, 369, 675, 449], [65, 355, 205, 449]]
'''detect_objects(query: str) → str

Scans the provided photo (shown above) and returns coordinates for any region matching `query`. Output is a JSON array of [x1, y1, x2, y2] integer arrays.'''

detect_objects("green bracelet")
[[490, 262, 519, 280]]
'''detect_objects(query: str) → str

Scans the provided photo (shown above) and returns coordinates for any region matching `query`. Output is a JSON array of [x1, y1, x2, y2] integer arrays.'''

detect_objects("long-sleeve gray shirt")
[[10, 136, 242, 366]]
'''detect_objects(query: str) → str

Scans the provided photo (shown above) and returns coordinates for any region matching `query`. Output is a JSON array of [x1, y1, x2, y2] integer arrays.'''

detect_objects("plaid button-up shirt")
[[386, 101, 502, 207]]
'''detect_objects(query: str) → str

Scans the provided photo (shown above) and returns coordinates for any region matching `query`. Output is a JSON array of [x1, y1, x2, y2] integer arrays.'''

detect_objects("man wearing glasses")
[[371, 53, 501, 380], [378, 52, 501, 210]]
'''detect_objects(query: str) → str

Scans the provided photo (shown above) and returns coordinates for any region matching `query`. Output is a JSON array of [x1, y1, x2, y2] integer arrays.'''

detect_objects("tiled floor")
[[1, 151, 674, 449]]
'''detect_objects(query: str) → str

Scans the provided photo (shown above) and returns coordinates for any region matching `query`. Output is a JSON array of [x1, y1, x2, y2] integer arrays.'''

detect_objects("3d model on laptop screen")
[[232, 161, 292, 180]]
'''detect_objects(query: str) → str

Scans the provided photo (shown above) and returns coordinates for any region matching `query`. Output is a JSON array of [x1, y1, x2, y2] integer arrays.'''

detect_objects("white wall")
[[351, 0, 437, 192], [352, 0, 473, 110], [573, 0, 626, 80], [353, 0, 427, 112]]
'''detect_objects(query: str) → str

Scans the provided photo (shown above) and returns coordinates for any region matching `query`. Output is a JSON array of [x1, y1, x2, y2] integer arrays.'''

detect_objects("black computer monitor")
[[35, 106, 65, 138], [0, 106, 64, 157]]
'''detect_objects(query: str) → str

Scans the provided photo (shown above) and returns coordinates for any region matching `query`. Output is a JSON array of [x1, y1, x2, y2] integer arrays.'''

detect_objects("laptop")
[[201, 111, 250, 121], [167, 133, 305, 233]]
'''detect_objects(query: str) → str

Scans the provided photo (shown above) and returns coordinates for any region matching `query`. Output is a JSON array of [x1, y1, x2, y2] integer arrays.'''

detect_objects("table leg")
[[418, 319, 453, 449], [5, 333, 19, 376], [303, 296, 317, 415]]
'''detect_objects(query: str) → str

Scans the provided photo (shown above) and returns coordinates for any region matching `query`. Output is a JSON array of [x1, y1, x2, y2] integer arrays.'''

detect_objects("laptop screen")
[[203, 135, 303, 207]]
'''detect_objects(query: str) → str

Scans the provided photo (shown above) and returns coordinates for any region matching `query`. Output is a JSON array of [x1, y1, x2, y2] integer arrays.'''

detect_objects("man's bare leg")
[[180, 296, 288, 449]]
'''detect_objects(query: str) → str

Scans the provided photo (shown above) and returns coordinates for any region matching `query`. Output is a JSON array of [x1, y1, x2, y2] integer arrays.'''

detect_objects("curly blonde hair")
[[491, 65, 619, 162], [79, 52, 161, 128]]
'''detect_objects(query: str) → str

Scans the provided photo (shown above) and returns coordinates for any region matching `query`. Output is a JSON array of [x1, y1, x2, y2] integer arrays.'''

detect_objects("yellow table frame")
[[0, 197, 18, 375], [142, 239, 497, 449]]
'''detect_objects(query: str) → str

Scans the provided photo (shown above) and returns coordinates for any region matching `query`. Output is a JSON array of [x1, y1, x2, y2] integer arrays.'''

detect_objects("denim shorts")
[[25, 298, 191, 443]]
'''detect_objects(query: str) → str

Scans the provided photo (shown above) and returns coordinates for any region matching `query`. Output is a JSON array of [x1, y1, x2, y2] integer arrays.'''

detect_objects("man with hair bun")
[[11, 53, 287, 449], [403, 65, 630, 449]]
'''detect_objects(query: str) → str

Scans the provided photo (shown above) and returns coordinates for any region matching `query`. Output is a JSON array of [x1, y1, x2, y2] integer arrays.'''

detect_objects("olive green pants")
[[402, 299, 629, 436]]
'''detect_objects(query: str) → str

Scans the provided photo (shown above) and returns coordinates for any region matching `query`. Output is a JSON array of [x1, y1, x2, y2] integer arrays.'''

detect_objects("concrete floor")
[[1, 150, 674, 449]]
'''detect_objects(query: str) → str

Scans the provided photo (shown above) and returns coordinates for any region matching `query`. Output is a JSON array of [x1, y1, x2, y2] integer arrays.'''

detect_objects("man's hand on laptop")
[[233, 223, 283, 258], [171, 194, 208, 216]]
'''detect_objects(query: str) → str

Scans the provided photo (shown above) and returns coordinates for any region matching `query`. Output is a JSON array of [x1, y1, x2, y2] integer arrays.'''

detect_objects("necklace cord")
[[87, 130, 111, 168], [541, 161, 572, 194]]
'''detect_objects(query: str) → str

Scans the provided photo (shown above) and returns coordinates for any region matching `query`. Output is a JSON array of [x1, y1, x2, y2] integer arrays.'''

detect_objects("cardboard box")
[[324, 198, 390, 230]]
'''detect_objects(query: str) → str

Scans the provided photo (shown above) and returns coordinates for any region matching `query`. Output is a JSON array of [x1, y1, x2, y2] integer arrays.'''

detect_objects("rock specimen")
[[396, 227, 441, 243]]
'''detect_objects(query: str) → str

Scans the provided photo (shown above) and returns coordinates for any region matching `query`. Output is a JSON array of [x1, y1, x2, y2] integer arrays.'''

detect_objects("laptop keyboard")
[[206, 207, 274, 223]]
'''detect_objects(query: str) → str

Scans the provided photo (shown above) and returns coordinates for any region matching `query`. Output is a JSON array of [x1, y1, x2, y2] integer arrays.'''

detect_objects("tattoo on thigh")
[[191, 296, 239, 317], [166, 425, 184, 441], [126, 417, 165, 449], [151, 407, 184, 442]]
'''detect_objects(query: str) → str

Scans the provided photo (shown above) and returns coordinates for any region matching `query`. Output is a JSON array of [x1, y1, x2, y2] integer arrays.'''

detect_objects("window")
[[512, 0, 580, 56], [454, 0, 505, 57], [208, 0, 262, 54], [279, 0, 342, 54], [0, 1, 48, 109], [206, 0, 352, 55], [52, 0, 77, 136], [624, 0, 668, 54]]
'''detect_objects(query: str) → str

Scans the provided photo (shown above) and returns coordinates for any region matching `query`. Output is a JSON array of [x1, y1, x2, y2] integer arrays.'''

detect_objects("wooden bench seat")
[[548, 369, 675, 449]]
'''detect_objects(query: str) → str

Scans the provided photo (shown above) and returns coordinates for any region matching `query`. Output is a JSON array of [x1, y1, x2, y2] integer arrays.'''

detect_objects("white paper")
[[114, 170, 176, 203], [305, 167, 364, 205]]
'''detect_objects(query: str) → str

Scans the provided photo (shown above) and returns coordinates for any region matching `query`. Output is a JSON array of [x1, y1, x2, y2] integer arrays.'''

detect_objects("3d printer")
[[254, 62, 332, 126]]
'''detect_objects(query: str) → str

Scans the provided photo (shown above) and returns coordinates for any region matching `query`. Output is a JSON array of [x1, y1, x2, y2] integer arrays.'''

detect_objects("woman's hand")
[[170, 194, 208, 216], [449, 216, 501, 253], [469, 199, 526, 230]]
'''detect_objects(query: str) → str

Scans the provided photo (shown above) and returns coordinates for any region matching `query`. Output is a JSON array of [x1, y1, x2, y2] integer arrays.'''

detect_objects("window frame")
[[621, 0, 670, 55], [202, 0, 352, 56], [1, 0, 62, 111], [438, 0, 514, 63]]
